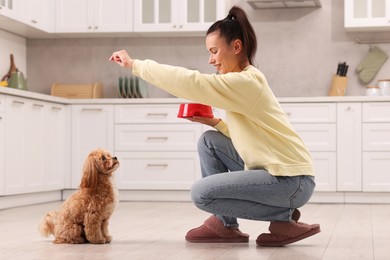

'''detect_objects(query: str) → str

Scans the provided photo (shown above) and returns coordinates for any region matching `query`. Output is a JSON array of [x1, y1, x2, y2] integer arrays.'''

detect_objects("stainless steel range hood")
[[247, 0, 321, 9]]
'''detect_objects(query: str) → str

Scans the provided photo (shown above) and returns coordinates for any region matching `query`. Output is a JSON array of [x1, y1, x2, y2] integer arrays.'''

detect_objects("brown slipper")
[[185, 216, 249, 243], [256, 221, 320, 247]]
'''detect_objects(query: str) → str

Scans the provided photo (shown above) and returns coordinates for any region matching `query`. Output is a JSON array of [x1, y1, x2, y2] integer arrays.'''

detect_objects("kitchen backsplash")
[[4, 0, 390, 98]]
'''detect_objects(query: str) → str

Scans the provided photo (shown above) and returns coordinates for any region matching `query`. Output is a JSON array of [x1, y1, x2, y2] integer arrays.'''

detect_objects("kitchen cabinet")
[[0, 95, 5, 195], [0, 0, 15, 18], [4, 96, 66, 194], [70, 105, 114, 188], [281, 103, 337, 192], [362, 102, 390, 191], [56, 0, 133, 33], [345, 0, 390, 31], [114, 104, 202, 190], [337, 103, 362, 191], [133, 0, 226, 33], [23, 0, 55, 32]]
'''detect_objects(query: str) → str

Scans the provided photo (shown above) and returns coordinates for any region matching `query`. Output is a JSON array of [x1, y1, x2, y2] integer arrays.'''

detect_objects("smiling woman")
[[109, 5, 320, 247]]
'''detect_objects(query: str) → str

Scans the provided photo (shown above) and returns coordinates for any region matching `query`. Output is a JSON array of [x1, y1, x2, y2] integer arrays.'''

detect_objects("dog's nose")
[[113, 157, 117, 160]]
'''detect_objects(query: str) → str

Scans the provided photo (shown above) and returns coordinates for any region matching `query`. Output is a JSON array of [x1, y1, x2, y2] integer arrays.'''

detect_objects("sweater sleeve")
[[132, 59, 264, 115], [213, 119, 230, 137]]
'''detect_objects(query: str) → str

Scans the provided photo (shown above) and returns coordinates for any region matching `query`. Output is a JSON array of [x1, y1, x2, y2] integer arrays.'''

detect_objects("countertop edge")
[[1, 88, 390, 104]]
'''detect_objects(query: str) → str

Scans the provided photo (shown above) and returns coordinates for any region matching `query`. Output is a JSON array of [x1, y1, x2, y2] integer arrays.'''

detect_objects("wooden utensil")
[[1, 54, 18, 81]]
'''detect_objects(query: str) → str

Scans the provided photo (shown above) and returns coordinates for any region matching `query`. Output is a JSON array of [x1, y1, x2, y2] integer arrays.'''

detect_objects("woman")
[[109, 6, 320, 247]]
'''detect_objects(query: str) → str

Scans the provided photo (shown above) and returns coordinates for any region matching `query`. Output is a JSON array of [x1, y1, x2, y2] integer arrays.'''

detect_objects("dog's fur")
[[39, 148, 119, 244]]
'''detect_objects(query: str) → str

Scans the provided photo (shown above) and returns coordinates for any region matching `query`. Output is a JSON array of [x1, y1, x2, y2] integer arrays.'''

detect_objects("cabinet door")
[[4, 97, 28, 195], [95, 0, 133, 32], [43, 104, 66, 190], [337, 103, 362, 191], [0, 0, 15, 18], [311, 152, 337, 192], [71, 105, 114, 188], [0, 112, 4, 195], [363, 152, 390, 191], [180, 0, 225, 31], [345, 0, 390, 30], [134, 0, 178, 32], [26, 0, 55, 32], [56, 0, 94, 32]]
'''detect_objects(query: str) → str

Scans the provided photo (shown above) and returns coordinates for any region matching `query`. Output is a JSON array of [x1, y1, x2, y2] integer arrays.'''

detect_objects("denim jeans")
[[191, 130, 316, 228]]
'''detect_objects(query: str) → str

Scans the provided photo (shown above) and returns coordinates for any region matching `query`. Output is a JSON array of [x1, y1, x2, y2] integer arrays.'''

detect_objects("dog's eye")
[[102, 155, 106, 161]]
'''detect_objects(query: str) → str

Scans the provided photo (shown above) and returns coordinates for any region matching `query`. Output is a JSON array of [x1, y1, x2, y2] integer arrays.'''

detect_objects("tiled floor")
[[1, 201, 389, 259]]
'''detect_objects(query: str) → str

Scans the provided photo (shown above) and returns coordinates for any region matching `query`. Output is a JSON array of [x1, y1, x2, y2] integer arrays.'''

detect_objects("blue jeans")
[[191, 130, 316, 228]]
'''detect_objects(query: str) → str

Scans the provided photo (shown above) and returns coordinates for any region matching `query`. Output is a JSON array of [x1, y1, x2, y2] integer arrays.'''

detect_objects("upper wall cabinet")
[[19, 0, 55, 32], [0, 0, 14, 18], [133, 0, 226, 33], [345, 0, 390, 31], [56, 0, 133, 33]]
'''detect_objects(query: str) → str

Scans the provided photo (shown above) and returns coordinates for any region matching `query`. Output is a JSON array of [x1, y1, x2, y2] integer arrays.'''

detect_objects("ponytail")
[[207, 6, 257, 65]]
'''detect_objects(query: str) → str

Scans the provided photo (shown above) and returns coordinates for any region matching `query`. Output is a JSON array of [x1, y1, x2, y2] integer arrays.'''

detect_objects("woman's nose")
[[208, 54, 214, 64]]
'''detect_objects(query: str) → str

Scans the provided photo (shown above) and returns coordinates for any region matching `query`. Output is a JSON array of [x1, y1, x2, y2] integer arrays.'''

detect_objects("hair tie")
[[226, 14, 235, 20]]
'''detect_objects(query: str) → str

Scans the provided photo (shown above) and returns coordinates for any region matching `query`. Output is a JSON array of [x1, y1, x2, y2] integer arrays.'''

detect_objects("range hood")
[[247, 0, 321, 9]]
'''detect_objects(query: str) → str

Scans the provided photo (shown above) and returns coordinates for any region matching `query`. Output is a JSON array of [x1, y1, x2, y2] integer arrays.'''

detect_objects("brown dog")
[[39, 149, 119, 244]]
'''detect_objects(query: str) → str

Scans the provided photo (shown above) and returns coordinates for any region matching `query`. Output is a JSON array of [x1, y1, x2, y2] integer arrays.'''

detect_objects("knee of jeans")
[[197, 130, 218, 151], [190, 179, 209, 207]]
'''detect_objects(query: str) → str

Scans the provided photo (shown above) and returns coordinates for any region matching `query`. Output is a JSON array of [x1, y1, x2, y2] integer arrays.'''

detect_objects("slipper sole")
[[256, 225, 321, 247]]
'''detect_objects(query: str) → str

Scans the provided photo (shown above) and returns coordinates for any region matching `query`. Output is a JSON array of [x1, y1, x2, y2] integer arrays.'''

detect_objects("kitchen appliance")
[[8, 71, 27, 90], [51, 82, 103, 98], [177, 103, 213, 118]]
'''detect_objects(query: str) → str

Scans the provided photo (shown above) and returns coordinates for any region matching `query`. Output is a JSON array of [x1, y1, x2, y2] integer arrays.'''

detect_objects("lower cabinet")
[[70, 105, 114, 188], [4, 96, 66, 195], [114, 104, 202, 190], [0, 95, 5, 195]]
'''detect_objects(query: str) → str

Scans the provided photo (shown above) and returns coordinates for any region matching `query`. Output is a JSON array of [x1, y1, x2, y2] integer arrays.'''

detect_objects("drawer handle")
[[146, 113, 168, 117], [286, 112, 292, 117], [51, 106, 63, 111], [12, 100, 25, 105], [146, 164, 168, 168], [81, 108, 103, 112], [33, 104, 44, 108], [146, 137, 168, 141]]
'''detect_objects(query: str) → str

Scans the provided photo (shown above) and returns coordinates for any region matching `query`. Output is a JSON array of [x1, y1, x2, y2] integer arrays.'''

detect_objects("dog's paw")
[[105, 235, 112, 243]]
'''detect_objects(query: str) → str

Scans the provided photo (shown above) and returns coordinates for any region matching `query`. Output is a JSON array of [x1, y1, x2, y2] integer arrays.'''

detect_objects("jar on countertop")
[[366, 85, 381, 96]]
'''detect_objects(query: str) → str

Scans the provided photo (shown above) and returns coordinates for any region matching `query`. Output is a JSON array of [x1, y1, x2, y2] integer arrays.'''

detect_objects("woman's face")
[[206, 31, 242, 74]]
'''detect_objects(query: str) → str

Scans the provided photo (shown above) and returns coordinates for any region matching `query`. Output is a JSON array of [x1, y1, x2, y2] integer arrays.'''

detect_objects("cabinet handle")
[[146, 137, 168, 141], [146, 113, 168, 117], [31, 20, 37, 24], [33, 103, 44, 108], [286, 112, 292, 117], [12, 100, 24, 105], [81, 108, 103, 112], [51, 106, 63, 111], [94, 26, 98, 30], [146, 164, 168, 168]]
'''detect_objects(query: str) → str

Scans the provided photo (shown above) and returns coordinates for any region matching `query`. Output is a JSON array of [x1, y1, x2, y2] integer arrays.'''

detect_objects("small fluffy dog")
[[39, 148, 120, 244]]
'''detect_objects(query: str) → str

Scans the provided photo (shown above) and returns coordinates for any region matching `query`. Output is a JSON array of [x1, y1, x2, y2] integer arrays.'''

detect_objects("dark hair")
[[207, 6, 257, 65]]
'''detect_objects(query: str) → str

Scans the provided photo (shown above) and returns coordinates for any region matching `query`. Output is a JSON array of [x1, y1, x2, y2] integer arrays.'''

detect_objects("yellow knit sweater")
[[132, 59, 314, 176]]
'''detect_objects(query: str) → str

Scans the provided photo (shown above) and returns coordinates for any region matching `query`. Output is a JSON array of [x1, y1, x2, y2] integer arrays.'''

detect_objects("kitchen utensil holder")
[[328, 75, 347, 96]]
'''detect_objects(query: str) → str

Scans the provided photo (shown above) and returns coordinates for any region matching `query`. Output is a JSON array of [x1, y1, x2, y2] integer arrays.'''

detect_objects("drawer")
[[363, 102, 390, 122], [363, 123, 390, 151], [292, 123, 336, 151], [115, 124, 202, 151], [0, 95, 5, 111], [363, 152, 390, 192], [280, 103, 336, 123], [115, 105, 183, 124], [115, 151, 200, 190]]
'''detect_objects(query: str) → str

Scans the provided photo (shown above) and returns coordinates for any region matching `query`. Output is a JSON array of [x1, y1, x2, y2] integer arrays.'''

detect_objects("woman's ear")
[[233, 39, 243, 54], [80, 155, 98, 189]]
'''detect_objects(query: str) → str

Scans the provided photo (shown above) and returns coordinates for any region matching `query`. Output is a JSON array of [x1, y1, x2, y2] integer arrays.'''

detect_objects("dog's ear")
[[80, 154, 98, 189]]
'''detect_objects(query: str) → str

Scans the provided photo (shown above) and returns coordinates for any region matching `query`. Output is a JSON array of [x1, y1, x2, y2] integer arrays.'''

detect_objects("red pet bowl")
[[177, 103, 214, 118]]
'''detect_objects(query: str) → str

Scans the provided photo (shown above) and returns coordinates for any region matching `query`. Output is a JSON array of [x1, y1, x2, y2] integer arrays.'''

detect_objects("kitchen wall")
[[0, 30, 26, 80], [22, 0, 390, 97]]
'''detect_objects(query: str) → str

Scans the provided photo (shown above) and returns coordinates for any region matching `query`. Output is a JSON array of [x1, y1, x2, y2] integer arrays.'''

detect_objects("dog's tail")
[[39, 210, 58, 237]]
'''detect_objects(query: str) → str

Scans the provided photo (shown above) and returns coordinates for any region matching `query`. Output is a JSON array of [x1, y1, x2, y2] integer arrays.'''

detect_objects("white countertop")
[[1, 87, 390, 104]]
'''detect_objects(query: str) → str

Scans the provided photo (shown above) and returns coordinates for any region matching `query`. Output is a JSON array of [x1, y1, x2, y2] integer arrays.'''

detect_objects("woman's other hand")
[[109, 50, 134, 68], [185, 117, 221, 127]]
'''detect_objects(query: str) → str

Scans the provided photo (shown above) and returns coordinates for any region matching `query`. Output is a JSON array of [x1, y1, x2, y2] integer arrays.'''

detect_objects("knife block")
[[328, 75, 347, 96]]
